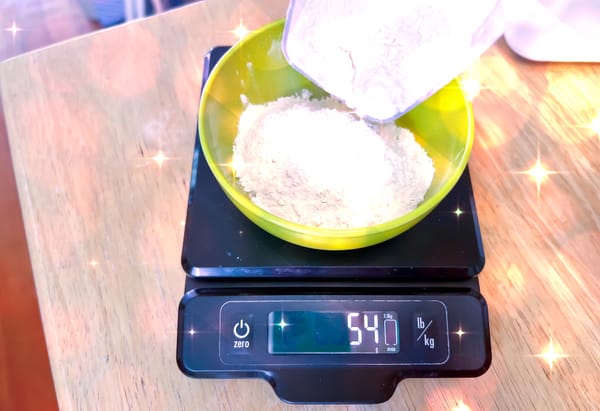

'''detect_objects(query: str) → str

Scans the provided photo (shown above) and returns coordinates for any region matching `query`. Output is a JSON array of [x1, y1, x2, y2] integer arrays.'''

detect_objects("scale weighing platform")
[[176, 47, 491, 404]]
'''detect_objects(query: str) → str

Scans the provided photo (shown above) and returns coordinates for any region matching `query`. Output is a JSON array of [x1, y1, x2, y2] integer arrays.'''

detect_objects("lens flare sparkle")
[[4, 21, 22, 39], [513, 153, 558, 203], [453, 207, 464, 218], [454, 327, 467, 339], [151, 150, 169, 168], [276, 317, 289, 331], [459, 78, 481, 101], [534, 338, 568, 371], [231, 20, 251, 40], [452, 400, 472, 411], [590, 112, 600, 136]]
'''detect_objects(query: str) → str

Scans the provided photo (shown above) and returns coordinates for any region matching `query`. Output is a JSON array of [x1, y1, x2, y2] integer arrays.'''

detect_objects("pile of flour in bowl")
[[232, 91, 434, 229]]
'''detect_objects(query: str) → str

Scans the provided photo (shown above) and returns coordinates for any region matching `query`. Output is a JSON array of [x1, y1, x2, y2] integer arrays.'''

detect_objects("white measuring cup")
[[282, 0, 508, 122]]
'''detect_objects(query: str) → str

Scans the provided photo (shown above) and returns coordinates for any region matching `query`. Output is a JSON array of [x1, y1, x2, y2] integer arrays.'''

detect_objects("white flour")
[[232, 92, 434, 229], [283, 0, 498, 121]]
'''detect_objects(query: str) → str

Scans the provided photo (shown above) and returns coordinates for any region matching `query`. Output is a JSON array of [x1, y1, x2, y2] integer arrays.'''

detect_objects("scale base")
[[176, 45, 492, 404], [177, 283, 491, 404]]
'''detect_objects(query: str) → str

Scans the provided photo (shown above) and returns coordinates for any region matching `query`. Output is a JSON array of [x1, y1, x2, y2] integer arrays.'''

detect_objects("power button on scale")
[[233, 319, 251, 339], [229, 314, 253, 354]]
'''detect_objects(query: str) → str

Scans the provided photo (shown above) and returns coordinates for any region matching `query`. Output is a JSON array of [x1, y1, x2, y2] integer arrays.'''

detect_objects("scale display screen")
[[268, 311, 399, 354]]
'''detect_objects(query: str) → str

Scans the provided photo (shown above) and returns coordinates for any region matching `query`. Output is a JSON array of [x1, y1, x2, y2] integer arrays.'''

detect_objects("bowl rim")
[[198, 19, 474, 239]]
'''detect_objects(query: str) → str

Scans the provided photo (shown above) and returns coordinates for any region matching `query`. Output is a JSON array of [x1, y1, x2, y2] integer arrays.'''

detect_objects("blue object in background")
[[94, 0, 125, 27], [77, 0, 125, 27], [80, 0, 187, 28]]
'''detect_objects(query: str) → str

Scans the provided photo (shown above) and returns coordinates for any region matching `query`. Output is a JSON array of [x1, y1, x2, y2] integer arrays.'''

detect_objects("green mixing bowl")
[[199, 19, 474, 251]]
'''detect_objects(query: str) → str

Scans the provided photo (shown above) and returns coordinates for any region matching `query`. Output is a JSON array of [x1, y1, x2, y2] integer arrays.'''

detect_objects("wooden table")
[[1, 1, 599, 409]]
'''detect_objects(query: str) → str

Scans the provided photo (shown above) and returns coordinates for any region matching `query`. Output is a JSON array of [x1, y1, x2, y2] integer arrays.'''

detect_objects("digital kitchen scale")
[[176, 47, 491, 404]]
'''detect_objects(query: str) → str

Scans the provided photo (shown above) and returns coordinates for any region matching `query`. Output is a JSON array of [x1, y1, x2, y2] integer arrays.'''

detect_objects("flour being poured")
[[283, 0, 500, 121], [232, 91, 434, 229]]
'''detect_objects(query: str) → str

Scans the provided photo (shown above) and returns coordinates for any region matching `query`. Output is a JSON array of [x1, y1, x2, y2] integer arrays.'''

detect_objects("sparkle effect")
[[459, 78, 481, 101], [89, 259, 99, 268], [453, 207, 464, 218], [454, 328, 466, 339], [514, 153, 558, 202], [219, 160, 236, 172], [452, 400, 472, 411], [231, 20, 251, 40], [534, 338, 568, 371], [151, 150, 169, 168], [590, 112, 600, 136], [187, 328, 198, 336], [277, 318, 289, 330], [4, 21, 22, 39]]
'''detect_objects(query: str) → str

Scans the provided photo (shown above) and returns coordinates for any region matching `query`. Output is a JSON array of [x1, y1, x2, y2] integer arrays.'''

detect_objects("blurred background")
[[1, 0, 598, 410], [0, 1, 198, 410], [1, 0, 201, 61]]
